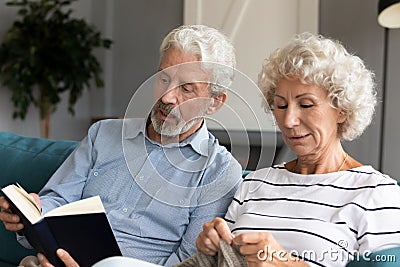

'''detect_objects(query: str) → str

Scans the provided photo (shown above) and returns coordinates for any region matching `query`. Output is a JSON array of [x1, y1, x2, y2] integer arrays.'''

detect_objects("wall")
[[320, 0, 400, 179], [100, 0, 183, 118], [1, 0, 399, 177], [184, 0, 319, 132], [383, 27, 400, 177], [0, 0, 183, 140], [0, 0, 93, 140], [183, 0, 318, 169]]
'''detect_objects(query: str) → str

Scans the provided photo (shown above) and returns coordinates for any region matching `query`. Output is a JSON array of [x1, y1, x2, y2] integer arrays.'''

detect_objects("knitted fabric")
[[19, 256, 41, 267], [174, 240, 247, 267]]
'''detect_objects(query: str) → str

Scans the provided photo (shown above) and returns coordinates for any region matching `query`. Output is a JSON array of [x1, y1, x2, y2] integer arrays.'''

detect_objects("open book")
[[1, 184, 122, 267]]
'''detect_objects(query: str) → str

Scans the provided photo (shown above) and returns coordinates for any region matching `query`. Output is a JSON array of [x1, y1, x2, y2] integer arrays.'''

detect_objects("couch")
[[0, 132, 78, 267], [1, 131, 399, 266]]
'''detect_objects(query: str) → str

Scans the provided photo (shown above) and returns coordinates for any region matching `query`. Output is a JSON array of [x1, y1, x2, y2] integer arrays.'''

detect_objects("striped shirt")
[[225, 165, 400, 267]]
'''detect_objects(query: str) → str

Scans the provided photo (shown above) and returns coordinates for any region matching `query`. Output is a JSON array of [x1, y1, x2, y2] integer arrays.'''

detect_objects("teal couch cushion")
[[0, 132, 78, 266], [346, 247, 400, 266]]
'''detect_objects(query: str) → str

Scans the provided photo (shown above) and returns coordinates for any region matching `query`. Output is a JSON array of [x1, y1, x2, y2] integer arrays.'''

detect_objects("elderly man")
[[0, 25, 242, 266]]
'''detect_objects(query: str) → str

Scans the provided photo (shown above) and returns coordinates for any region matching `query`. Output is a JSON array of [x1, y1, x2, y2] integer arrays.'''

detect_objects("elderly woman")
[[195, 33, 400, 266]]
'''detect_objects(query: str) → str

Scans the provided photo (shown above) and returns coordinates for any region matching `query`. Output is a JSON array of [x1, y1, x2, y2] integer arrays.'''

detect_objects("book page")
[[1, 184, 43, 224], [44, 196, 105, 217]]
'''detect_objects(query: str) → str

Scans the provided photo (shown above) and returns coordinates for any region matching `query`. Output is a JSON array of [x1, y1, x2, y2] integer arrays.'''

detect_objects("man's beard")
[[150, 100, 204, 137]]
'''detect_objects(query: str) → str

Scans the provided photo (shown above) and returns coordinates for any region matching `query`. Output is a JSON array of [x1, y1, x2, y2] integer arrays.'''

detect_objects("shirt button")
[[122, 208, 128, 212], [93, 171, 98, 176], [179, 199, 185, 205], [138, 176, 144, 181]]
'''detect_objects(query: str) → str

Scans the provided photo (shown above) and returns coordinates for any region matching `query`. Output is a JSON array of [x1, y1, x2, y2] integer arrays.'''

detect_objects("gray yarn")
[[174, 240, 248, 267]]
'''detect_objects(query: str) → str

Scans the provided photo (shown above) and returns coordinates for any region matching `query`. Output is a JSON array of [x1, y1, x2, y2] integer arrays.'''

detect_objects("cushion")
[[242, 170, 252, 178], [346, 247, 400, 266], [0, 132, 78, 265]]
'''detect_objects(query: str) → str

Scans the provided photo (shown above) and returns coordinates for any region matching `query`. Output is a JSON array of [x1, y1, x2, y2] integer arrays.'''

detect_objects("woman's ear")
[[206, 92, 227, 115], [337, 110, 346, 124]]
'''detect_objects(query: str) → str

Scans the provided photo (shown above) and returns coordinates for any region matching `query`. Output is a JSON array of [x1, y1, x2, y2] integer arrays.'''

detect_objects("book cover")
[[1, 184, 122, 267]]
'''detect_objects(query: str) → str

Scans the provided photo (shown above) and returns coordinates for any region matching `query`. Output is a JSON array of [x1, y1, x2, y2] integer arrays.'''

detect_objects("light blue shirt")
[[31, 119, 242, 266]]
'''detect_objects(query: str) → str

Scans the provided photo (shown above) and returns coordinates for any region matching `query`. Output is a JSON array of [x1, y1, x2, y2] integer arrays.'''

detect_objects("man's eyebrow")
[[157, 69, 171, 78], [182, 82, 197, 89]]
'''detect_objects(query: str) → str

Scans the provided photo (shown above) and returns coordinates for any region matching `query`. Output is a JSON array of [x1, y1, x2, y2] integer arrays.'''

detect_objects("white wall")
[[184, 0, 319, 132], [182, 0, 318, 169]]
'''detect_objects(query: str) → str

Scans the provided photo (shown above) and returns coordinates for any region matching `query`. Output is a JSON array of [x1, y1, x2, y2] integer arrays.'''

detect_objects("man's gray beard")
[[150, 109, 201, 137]]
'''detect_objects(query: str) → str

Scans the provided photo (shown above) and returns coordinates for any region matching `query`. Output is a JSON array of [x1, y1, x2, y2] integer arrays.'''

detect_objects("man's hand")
[[38, 249, 79, 267], [0, 193, 41, 232], [0, 196, 24, 232], [196, 217, 234, 256], [30, 193, 42, 211]]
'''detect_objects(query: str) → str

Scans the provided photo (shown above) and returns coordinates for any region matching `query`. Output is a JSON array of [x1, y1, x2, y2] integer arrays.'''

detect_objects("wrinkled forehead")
[[159, 62, 213, 84]]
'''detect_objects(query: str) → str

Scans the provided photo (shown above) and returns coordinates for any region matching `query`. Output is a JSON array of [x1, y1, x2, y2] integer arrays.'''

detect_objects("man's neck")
[[146, 119, 204, 145]]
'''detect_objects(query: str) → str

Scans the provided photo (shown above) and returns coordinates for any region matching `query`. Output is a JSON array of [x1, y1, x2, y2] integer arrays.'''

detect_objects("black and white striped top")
[[225, 165, 400, 267]]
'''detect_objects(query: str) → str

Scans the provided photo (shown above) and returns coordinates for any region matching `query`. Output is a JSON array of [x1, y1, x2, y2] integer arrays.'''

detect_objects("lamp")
[[378, 0, 400, 28], [377, 0, 400, 171]]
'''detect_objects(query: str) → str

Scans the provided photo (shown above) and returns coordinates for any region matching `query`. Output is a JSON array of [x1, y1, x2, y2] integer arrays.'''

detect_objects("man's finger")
[[0, 196, 10, 210], [57, 249, 80, 267], [38, 253, 54, 267]]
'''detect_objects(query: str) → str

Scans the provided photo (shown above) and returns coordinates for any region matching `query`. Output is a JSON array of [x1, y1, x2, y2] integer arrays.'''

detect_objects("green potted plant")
[[0, 0, 112, 138]]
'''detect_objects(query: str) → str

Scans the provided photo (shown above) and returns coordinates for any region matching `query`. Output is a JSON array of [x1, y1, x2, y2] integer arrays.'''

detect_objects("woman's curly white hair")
[[258, 32, 377, 141]]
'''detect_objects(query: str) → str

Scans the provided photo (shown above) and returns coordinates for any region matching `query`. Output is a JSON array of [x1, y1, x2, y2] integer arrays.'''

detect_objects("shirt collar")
[[179, 120, 209, 157], [123, 118, 209, 157], [123, 118, 147, 139]]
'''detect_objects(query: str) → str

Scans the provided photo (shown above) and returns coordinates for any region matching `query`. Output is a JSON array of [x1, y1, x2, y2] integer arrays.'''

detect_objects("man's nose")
[[161, 86, 178, 105]]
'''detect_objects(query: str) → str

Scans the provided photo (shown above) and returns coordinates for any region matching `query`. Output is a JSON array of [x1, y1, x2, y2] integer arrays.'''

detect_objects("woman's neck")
[[287, 143, 361, 174]]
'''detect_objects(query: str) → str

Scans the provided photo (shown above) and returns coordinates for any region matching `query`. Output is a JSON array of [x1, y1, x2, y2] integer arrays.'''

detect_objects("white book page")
[[1, 184, 43, 224], [44, 196, 105, 217]]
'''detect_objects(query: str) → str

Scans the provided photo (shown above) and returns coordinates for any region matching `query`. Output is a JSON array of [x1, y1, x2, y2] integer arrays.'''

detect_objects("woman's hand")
[[38, 249, 79, 267], [234, 232, 309, 267], [196, 217, 234, 256]]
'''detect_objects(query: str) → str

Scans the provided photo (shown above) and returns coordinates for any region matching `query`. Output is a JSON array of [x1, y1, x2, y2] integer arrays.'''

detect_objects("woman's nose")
[[283, 106, 300, 128]]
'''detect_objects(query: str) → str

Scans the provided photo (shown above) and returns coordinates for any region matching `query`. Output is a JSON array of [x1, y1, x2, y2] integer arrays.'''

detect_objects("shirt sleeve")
[[38, 122, 100, 214], [357, 180, 400, 253], [15, 123, 100, 248], [164, 158, 242, 266], [224, 171, 255, 229], [16, 232, 33, 249]]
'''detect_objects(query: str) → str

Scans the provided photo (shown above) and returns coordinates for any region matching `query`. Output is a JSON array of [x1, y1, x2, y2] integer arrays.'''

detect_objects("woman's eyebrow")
[[274, 93, 316, 99]]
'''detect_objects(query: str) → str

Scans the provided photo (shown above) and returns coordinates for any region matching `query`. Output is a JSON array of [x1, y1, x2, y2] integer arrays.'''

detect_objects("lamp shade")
[[378, 0, 400, 28]]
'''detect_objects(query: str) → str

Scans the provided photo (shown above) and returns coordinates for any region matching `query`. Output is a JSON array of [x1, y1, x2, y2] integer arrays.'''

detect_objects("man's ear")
[[206, 92, 227, 115]]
